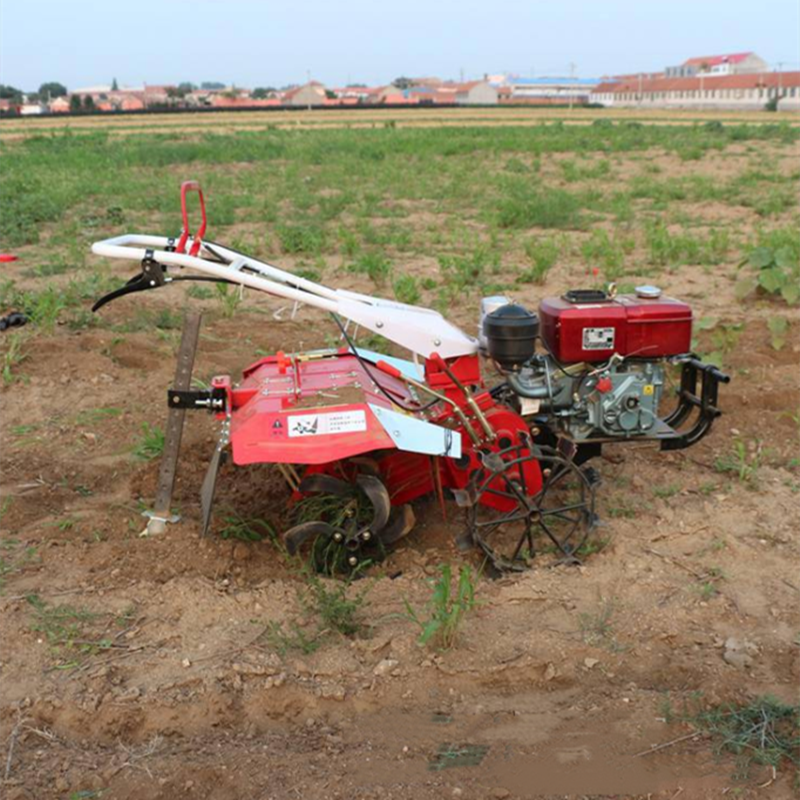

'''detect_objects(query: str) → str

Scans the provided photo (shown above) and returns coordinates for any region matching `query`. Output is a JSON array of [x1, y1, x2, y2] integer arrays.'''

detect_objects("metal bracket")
[[661, 357, 730, 451], [167, 387, 227, 411]]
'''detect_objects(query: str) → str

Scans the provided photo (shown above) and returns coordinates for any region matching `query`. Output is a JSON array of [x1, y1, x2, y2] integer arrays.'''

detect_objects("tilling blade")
[[298, 473, 354, 497], [356, 474, 391, 532], [376, 504, 415, 545], [282, 521, 336, 555], [200, 447, 226, 537]]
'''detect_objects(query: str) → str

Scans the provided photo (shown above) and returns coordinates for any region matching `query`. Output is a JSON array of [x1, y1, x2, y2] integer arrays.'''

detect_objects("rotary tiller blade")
[[356, 474, 391, 533], [376, 504, 416, 545], [282, 521, 336, 556], [298, 473, 354, 497]]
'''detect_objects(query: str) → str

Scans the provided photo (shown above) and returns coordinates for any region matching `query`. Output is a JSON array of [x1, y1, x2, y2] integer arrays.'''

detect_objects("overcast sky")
[[1, 0, 798, 91]]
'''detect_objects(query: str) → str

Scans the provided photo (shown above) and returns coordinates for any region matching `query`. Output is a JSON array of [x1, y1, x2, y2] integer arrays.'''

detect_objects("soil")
[[1, 143, 799, 799]]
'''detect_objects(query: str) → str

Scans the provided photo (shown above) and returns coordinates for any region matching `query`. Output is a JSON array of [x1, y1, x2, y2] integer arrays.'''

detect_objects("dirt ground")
[[1, 133, 799, 800]]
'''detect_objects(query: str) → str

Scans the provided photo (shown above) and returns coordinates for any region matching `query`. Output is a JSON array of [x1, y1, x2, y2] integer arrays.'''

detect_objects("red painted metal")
[[0, 254, 18, 262], [216, 347, 541, 514], [176, 181, 207, 257], [538, 293, 692, 362]]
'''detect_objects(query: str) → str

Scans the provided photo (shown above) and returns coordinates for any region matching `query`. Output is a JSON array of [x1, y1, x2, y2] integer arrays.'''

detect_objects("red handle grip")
[[375, 360, 403, 380], [176, 180, 207, 257]]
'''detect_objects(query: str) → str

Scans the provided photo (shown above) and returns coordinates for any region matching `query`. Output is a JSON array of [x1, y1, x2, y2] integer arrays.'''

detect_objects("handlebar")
[[176, 180, 207, 257]]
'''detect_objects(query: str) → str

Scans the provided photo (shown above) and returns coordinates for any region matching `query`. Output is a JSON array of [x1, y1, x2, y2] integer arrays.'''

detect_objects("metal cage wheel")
[[467, 445, 597, 572]]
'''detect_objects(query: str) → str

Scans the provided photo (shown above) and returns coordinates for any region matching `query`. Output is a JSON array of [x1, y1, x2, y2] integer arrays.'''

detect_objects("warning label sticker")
[[288, 409, 367, 438], [582, 327, 615, 350]]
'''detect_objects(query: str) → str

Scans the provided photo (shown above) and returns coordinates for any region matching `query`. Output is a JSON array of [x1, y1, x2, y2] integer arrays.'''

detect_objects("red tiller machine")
[[91, 182, 728, 572]]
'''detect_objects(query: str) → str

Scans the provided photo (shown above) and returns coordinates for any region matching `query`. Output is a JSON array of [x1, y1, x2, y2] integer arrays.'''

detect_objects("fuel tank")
[[538, 287, 692, 363]]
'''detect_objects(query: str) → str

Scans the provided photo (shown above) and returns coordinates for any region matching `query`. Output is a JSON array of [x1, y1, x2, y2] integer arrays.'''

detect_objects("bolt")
[[376, 321, 384, 329], [362, 531, 371, 542], [348, 556, 358, 567], [543, 468, 552, 477], [333, 532, 344, 543], [434, 338, 441, 346]]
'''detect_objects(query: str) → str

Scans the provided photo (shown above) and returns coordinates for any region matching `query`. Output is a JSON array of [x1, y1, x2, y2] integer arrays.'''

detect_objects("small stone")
[[489, 788, 511, 799], [583, 657, 599, 669], [373, 658, 399, 676], [182, 658, 191, 668]]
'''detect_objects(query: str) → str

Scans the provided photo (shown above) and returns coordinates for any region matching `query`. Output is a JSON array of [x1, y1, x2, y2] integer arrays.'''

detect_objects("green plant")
[[496, 185, 583, 230], [653, 484, 681, 499], [682, 695, 799, 779], [265, 620, 321, 656], [706, 322, 743, 369], [438, 244, 499, 291], [404, 564, 477, 650], [0, 538, 37, 591], [132, 422, 165, 460], [300, 572, 369, 637], [349, 252, 392, 284], [214, 282, 242, 317], [736, 246, 800, 305], [768, 317, 789, 350], [26, 594, 110, 662], [519, 236, 559, 284], [217, 511, 274, 542], [393, 274, 421, 305], [580, 228, 634, 278], [276, 223, 326, 255], [1, 332, 28, 386], [715, 438, 761, 484]]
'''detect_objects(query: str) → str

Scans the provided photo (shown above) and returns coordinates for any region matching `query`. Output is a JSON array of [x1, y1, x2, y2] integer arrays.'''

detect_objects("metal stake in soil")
[[144, 309, 202, 535]]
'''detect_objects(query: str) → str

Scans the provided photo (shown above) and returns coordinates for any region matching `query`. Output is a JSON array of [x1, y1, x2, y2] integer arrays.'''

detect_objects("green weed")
[[519, 236, 559, 284], [496, 184, 584, 230], [214, 282, 243, 317], [715, 438, 761, 484], [393, 274, 421, 305], [682, 695, 799, 780], [404, 564, 477, 650], [132, 422, 165, 460], [1, 332, 28, 386], [26, 594, 111, 663], [217, 511, 274, 542], [736, 245, 800, 305], [349, 252, 392, 284]]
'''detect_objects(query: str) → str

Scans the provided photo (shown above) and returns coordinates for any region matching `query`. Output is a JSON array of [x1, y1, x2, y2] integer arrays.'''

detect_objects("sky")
[[1, 0, 799, 91]]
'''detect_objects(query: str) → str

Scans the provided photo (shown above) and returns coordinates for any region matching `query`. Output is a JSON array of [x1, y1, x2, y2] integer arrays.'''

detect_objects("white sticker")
[[583, 327, 615, 350], [288, 410, 367, 437], [520, 397, 541, 416]]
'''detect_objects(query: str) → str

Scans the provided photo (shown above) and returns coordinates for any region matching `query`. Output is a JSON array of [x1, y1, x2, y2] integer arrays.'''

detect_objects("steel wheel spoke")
[[474, 510, 529, 530]]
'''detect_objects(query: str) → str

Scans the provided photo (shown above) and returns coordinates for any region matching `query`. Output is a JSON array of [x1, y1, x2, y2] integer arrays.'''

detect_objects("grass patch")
[[496, 184, 584, 230], [672, 695, 799, 781], [132, 422, 165, 460]]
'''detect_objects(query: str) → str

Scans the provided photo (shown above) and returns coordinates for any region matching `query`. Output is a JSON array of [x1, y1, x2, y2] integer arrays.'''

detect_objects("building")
[[442, 80, 498, 105], [49, 96, 71, 113], [283, 82, 327, 107], [19, 103, 48, 115], [499, 76, 600, 105], [665, 52, 768, 78], [591, 70, 800, 111]]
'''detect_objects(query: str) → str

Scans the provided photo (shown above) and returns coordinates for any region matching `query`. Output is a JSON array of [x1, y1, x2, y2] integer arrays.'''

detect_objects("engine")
[[481, 286, 728, 450]]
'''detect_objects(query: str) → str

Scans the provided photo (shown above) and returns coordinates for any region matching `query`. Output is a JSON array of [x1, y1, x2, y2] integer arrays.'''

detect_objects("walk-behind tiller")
[[91, 182, 729, 573]]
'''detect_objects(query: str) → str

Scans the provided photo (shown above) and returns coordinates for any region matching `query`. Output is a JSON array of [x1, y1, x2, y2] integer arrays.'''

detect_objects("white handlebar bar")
[[91, 234, 478, 360]]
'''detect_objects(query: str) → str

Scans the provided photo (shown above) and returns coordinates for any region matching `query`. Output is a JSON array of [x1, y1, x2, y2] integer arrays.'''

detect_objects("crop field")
[[1, 109, 799, 799]]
